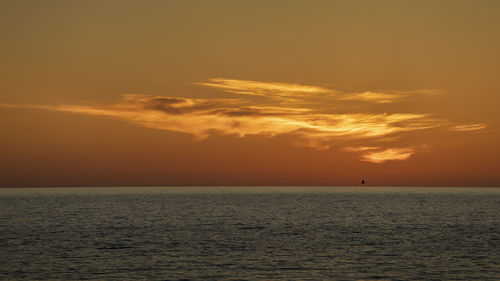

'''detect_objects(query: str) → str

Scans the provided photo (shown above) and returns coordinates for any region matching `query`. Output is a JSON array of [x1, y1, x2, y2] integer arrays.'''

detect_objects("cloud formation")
[[199, 78, 441, 104], [0, 78, 486, 163], [361, 148, 415, 163], [451, 123, 487, 131], [196, 78, 331, 97]]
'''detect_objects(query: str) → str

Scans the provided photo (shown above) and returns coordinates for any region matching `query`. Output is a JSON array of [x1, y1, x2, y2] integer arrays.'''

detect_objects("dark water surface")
[[0, 187, 499, 280]]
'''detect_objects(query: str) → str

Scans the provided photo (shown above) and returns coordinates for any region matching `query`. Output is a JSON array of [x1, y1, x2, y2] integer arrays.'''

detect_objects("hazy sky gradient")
[[1, 0, 499, 186]]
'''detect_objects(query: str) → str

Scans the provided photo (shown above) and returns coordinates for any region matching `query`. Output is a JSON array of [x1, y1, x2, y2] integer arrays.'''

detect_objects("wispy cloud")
[[451, 123, 487, 131], [343, 146, 380, 152], [337, 91, 399, 104], [198, 78, 442, 104], [196, 78, 331, 97], [337, 89, 442, 104], [2, 95, 436, 141], [0, 78, 485, 163], [361, 147, 415, 163]]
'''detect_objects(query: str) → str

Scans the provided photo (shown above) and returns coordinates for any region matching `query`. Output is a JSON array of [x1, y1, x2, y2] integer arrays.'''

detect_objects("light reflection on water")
[[0, 187, 499, 280]]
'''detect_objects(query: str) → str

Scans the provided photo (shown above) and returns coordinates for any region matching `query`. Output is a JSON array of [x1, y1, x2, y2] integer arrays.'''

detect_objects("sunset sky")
[[1, 0, 499, 187]]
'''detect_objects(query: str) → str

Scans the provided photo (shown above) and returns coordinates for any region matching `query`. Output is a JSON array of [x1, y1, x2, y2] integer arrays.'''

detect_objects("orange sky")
[[1, 0, 499, 187]]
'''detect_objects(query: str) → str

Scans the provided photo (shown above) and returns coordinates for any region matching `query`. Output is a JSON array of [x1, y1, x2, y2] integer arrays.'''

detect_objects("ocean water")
[[0, 186, 499, 280]]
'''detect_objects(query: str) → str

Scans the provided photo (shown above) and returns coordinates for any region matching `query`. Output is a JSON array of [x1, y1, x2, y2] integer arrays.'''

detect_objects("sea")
[[0, 186, 498, 280]]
